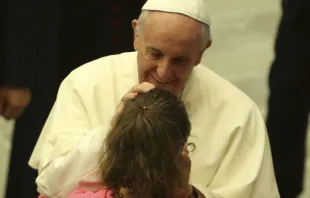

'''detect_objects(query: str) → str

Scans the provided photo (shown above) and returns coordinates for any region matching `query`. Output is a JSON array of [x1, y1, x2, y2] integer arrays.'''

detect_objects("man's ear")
[[132, 19, 139, 50], [205, 39, 212, 49], [195, 39, 213, 66]]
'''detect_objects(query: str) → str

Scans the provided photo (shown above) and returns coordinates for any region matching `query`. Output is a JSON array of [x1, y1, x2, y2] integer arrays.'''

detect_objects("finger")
[[121, 92, 138, 103], [130, 82, 155, 93], [114, 92, 138, 121], [114, 82, 155, 120], [122, 82, 155, 102], [3, 105, 24, 120], [115, 102, 125, 115]]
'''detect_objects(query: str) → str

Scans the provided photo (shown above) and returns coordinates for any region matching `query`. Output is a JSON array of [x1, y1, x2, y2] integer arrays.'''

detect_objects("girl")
[[68, 88, 193, 198]]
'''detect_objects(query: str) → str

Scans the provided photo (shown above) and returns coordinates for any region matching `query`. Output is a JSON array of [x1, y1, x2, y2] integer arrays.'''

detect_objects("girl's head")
[[99, 88, 192, 197]]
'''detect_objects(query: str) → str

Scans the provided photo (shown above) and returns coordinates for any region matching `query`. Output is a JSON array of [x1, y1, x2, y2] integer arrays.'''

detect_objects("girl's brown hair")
[[98, 88, 191, 197]]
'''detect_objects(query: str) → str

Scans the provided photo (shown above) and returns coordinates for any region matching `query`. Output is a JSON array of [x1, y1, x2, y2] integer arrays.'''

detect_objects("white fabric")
[[142, 0, 211, 26], [29, 52, 279, 198]]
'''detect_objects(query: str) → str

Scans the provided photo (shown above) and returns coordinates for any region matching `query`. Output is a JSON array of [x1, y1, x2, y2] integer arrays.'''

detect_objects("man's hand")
[[0, 86, 31, 120], [110, 82, 155, 126]]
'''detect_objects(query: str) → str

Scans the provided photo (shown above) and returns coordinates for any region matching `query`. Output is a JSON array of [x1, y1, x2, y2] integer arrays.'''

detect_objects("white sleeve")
[[28, 75, 109, 197], [192, 105, 280, 198], [36, 126, 108, 197]]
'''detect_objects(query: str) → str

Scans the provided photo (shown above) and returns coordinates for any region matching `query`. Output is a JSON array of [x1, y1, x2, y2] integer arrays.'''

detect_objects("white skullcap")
[[142, 0, 211, 26]]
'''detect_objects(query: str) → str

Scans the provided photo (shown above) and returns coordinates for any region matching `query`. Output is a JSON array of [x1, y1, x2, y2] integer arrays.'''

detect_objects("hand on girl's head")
[[111, 82, 155, 126]]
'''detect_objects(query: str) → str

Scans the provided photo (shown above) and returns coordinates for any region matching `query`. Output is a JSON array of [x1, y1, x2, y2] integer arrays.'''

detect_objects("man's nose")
[[157, 60, 173, 80]]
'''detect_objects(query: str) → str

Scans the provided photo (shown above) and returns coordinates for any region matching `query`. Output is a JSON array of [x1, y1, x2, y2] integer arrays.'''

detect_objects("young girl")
[[67, 88, 193, 198]]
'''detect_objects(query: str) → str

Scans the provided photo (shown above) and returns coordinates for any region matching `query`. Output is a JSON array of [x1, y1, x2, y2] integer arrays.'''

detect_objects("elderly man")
[[29, 0, 280, 197]]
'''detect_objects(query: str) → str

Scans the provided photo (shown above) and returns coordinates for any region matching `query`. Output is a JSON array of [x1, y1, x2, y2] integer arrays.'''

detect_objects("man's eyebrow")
[[145, 46, 189, 59], [145, 46, 162, 53]]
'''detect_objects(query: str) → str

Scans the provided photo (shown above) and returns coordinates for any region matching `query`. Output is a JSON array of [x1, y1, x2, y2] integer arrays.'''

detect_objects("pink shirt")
[[38, 188, 113, 198]]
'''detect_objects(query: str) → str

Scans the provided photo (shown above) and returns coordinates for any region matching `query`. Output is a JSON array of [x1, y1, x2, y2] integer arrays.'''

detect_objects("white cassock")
[[29, 52, 280, 198]]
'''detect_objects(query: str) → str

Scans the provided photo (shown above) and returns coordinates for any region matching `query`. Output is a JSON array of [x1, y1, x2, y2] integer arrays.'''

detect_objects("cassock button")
[[113, 37, 121, 43], [114, 6, 121, 12], [113, 20, 121, 27]]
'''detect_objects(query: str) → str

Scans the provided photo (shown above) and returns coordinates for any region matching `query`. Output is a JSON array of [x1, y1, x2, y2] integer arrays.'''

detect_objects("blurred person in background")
[[4, 1, 146, 198], [1, 1, 36, 120], [1, 1, 40, 198], [267, 1, 310, 198]]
